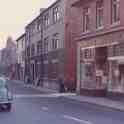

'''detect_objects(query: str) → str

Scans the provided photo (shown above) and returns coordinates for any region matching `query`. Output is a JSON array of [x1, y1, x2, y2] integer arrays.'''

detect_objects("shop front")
[[79, 46, 108, 96], [76, 31, 123, 96], [108, 55, 124, 97]]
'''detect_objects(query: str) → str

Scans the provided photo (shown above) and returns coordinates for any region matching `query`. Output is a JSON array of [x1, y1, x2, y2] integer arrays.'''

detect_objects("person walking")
[[58, 75, 65, 93]]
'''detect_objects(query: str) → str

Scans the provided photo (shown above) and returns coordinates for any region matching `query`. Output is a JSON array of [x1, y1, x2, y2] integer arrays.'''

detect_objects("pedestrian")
[[26, 75, 31, 85], [58, 75, 65, 93], [24, 75, 28, 84]]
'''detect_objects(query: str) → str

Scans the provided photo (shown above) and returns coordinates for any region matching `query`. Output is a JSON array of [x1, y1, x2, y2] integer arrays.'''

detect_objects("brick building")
[[39, 0, 81, 91], [23, 0, 81, 91], [73, 0, 124, 97]]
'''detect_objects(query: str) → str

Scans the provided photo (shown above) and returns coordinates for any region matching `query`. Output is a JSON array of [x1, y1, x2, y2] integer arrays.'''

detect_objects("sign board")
[[96, 70, 103, 76], [114, 69, 120, 77]]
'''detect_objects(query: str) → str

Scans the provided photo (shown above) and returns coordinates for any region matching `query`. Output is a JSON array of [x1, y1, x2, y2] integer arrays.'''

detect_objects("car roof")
[[0, 77, 6, 82]]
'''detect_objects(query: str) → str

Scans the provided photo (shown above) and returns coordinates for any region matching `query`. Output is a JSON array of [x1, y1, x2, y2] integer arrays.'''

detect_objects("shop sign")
[[96, 70, 103, 76], [114, 69, 120, 77]]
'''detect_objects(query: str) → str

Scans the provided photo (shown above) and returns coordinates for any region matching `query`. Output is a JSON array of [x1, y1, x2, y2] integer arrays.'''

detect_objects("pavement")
[[13, 80, 124, 112], [64, 94, 124, 112], [0, 80, 124, 124]]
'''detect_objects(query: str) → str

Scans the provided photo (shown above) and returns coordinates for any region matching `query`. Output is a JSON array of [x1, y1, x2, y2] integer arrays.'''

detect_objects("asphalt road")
[[0, 80, 124, 124]]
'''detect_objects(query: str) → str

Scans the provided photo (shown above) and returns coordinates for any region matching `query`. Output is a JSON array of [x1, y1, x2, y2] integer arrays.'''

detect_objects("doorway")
[[95, 47, 108, 88]]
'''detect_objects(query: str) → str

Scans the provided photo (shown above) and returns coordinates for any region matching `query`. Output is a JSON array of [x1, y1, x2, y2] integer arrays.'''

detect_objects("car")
[[0, 77, 13, 111]]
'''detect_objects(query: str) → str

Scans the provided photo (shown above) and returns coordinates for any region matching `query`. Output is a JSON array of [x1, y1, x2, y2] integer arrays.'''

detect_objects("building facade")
[[40, 0, 81, 91], [23, 0, 80, 91], [73, 0, 124, 97], [25, 13, 43, 86], [16, 33, 26, 81], [0, 37, 17, 78]]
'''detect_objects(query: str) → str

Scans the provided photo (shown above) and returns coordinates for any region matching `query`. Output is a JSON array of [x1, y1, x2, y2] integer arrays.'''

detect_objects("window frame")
[[96, 0, 104, 29], [52, 33, 60, 50], [53, 6, 60, 23], [44, 13, 50, 28], [83, 7, 91, 32], [111, 0, 120, 24], [44, 37, 49, 53]]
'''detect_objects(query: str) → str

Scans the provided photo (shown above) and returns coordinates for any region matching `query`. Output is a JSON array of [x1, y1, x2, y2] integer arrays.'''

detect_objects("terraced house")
[[16, 33, 26, 81], [24, 0, 81, 91], [73, 0, 124, 98], [41, 0, 80, 91], [25, 11, 43, 86]]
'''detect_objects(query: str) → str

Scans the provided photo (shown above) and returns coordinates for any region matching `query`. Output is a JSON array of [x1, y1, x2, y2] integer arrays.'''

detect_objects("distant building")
[[16, 33, 26, 81], [1, 37, 17, 77]]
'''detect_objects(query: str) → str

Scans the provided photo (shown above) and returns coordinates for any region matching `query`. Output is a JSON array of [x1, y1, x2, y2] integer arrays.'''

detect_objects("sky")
[[0, 0, 56, 49]]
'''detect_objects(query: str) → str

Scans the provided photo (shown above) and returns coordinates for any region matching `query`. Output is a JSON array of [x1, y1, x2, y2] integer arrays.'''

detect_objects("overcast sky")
[[0, 0, 56, 49]]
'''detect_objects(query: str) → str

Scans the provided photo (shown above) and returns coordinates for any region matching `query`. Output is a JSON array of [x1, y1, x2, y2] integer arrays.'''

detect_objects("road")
[[0, 80, 124, 124]]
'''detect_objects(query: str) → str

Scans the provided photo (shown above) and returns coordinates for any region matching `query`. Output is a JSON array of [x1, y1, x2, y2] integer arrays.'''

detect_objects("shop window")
[[83, 49, 94, 60], [85, 64, 93, 77]]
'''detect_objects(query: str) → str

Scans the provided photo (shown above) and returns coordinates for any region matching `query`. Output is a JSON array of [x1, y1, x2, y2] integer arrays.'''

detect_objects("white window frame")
[[96, 0, 104, 29], [111, 0, 120, 24], [83, 7, 90, 32], [53, 6, 60, 23]]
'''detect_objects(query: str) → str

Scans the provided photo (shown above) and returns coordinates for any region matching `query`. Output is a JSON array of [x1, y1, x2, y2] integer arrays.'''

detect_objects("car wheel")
[[5, 103, 11, 112]]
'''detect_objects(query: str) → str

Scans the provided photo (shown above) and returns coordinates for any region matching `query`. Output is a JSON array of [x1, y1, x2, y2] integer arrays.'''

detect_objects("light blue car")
[[0, 77, 13, 111]]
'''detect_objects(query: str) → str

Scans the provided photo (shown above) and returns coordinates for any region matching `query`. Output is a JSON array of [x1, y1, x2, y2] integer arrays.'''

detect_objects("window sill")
[[81, 30, 91, 35], [110, 21, 121, 28], [96, 26, 104, 31]]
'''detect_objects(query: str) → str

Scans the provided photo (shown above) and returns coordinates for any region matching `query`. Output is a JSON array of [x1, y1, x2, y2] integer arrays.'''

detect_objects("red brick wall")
[[64, 0, 124, 90], [64, 0, 82, 90], [75, 0, 124, 34]]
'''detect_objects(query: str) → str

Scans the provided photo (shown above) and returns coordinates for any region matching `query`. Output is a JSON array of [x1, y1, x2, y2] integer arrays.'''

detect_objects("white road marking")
[[41, 106, 49, 111], [63, 115, 93, 124], [14, 93, 75, 98]]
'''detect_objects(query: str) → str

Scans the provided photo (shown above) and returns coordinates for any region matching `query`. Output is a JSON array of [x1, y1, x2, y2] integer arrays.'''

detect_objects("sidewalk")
[[13, 80, 124, 111], [13, 80, 58, 94], [28, 85, 59, 94], [64, 94, 124, 112]]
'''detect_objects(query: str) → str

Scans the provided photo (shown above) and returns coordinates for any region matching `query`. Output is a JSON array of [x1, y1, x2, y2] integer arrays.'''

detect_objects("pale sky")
[[0, 0, 56, 49]]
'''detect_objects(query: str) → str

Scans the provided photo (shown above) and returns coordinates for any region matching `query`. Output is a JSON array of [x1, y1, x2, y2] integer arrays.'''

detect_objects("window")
[[83, 7, 90, 32], [22, 39, 24, 49], [52, 34, 60, 50], [111, 0, 120, 24], [31, 44, 35, 56], [53, 6, 60, 23], [37, 19, 41, 32], [44, 37, 49, 53], [22, 51, 25, 61], [84, 49, 94, 60], [96, 0, 104, 28], [44, 13, 50, 28], [17, 42, 19, 49], [27, 47, 30, 57], [37, 41, 42, 55]]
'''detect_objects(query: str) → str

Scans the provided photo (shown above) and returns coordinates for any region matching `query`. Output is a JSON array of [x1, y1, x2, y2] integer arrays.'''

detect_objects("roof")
[[39, 0, 61, 15], [72, 0, 82, 7], [16, 33, 26, 42], [25, 0, 61, 29]]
